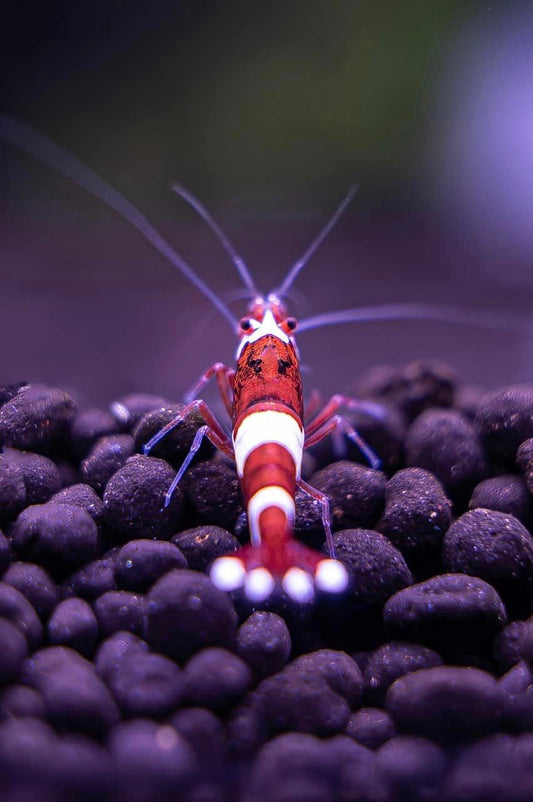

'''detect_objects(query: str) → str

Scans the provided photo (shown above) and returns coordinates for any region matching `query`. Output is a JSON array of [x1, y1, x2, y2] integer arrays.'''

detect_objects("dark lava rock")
[[50, 482, 104, 524], [108, 719, 196, 796], [386, 666, 504, 742], [346, 707, 397, 749], [378, 467, 452, 560], [3, 561, 59, 619], [309, 461, 386, 530], [12, 503, 98, 577], [470, 475, 532, 526], [0, 455, 25, 521], [134, 402, 214, 468], [3, 448, 62, 505], [0, 384, 76, 454], [0, 581, 43, 649], [62, 554, 117, 601], [81, 434, 135, 495], [383, 573, 507, 660], [185, 458, 244, 531], [103, 455, 185, 540], [476, 384, 533, 466], [22, 646, 119, 737], [0, 684, 46, 720], [236, 611, 292, 679], [95, 631, 150, 684], [443, 508, 533, 616], [183, 647, 252, 711], [47, 597, 98, 657], [115, 538, 187, 591], [363, 641, 443, 705], [145, 569, 237, 662], [69, 407, 119, 459], [111, 392, 170, 430], [94, 590, 146, 638], [376, 735, 448, 799], [0, 618, 28, 683], [109, 652, 185, 718], [405, 408, 487, 503], [172, 525, 239, 571]]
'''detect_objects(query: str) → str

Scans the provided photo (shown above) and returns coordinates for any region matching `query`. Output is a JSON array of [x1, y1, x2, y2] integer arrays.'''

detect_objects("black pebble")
[[54, 734, 114, 801], [47, 597, 98, 657], [62, 553, 117, 601], [185, 458, 244, 531], [183, 647, 251, 711], [109, 652, 185, 718], [115, 538, 187, 591], [69, 407, 119, 459], [383, 573, 507, 660], [3, 561, 59, 619], [493, 620, 528, 673], [0, 455, 26, 522], [22, 646, 119, 737], [470, 475, 532, 526], [0, 684, 46, 720], [0, 618, 28, 683], [236, 611, 291, 679], [103, 455, 185, 540], [169, 707, 226, 764], [0, 384, 77, 454], [95, 630, 150, 683], [363, 640, 443, 705], [518, 437, 533, 495], [309, 461, 386, 530], [50, 482, 104, 524], [110, 392, 170, 430], [443, 508, 533, 616], [476, 384, 533, 466], [172, 525, 238, 572], [3, 448, 62, 505], [346, 707, 397, 749], [94, 590, 146, 638], [0, 718, 61, 794], [81, 434, 135, 495], [12, 502, 98, 578], [405, 408, 487, 503], [0, 581, 43, 649], [134, 402, 214, 468], [376, 734, 448, 798], [145, 569, 237, 662], [386, 665, 504, 743]]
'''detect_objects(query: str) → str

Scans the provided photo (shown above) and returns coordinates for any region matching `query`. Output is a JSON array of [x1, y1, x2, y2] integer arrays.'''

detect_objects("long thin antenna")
[[297, 303, 527, 334], [171, 183, 257, 294], [0, 115, 238, 330], [277, 184, 359, 296]]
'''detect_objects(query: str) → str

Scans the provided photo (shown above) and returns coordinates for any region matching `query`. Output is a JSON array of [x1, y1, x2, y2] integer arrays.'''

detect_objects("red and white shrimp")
[[1, 115, 523, 603]]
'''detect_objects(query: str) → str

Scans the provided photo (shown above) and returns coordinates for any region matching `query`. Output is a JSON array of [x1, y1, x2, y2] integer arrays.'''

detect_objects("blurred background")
[[1, 0, 533, 407]]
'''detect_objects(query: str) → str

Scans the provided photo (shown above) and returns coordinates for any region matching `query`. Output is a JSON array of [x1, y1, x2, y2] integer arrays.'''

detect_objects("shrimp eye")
[[286, 317, 297, 331], [240, 318, 252, 331]]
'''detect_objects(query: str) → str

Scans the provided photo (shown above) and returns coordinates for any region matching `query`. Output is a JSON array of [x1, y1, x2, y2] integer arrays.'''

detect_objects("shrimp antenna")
[[297, 302, 527, 334], [277, 183, 359, 296], [0, 115, 238, 330], [171, 183, 257, 294]]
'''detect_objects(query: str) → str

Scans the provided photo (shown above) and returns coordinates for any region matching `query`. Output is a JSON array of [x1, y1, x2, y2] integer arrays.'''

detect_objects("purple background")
[[2, 1, 533, 408]]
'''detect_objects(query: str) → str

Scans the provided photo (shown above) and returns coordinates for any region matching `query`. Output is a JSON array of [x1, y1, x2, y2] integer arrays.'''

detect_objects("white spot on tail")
[[210, 556, 245, 591], [315, 559, 349, 593], [244, 567, 275, 602], [282, 567, 315, 603], [233, 409, 304, 479], [247, 485, 295, 546]]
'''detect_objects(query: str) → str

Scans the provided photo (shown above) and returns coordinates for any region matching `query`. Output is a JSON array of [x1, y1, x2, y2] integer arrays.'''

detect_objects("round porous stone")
[[236, 611, 291, 679], [2, 449, 62, 506], [169, 707, 226, 763], [476, 384, 533, 466], [95, 631, 150, 683], [0, 581, 43, 649], [53, 734, 114, 800], [62, 554, 117, 601], [93, 590, 146, 638], [363, 641, 443, 705], [0, 618, 27, 683], [3, 561, 59, 619], [386, 666, 504, 743], [0, 717, 61, 793], [405, 408, 487, 502], [22, 646, 119, 737], [47, 597, 98, 657], [145, 569, 237, 662], [68, 407, 119, 459], [383, 573, 507, 659], [378, 467, 452, 558], [110, 392, 170, 430], [172, 525, 239, 572], [0, 684, 46, 720], [114, 539, 187, 592], [12, 503, 98, 578], [103, 455, 185, 540], [0, 384, 77, 455], [499, 661, 533, 732], [0, 531, 10, 574], [81, 434, 135, 496], [376, 735, 448, 799], [309, 461, 386, 530], [469, 475, 532, 525], [133, 402, 213, 468], [183, 647, 252, 711], [109, 652, 185, 718], [346, 707, 397, 749], [0, 455, 26, 521], [50, 483, 104, 525], [494, 620, 528, 673], [185, 458, 244, 530], [443, 508, 533, 616]]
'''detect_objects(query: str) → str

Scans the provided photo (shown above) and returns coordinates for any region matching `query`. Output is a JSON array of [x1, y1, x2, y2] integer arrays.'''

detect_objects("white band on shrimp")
[[247, 485, 295, 546], [233, 410, 304, 478]]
